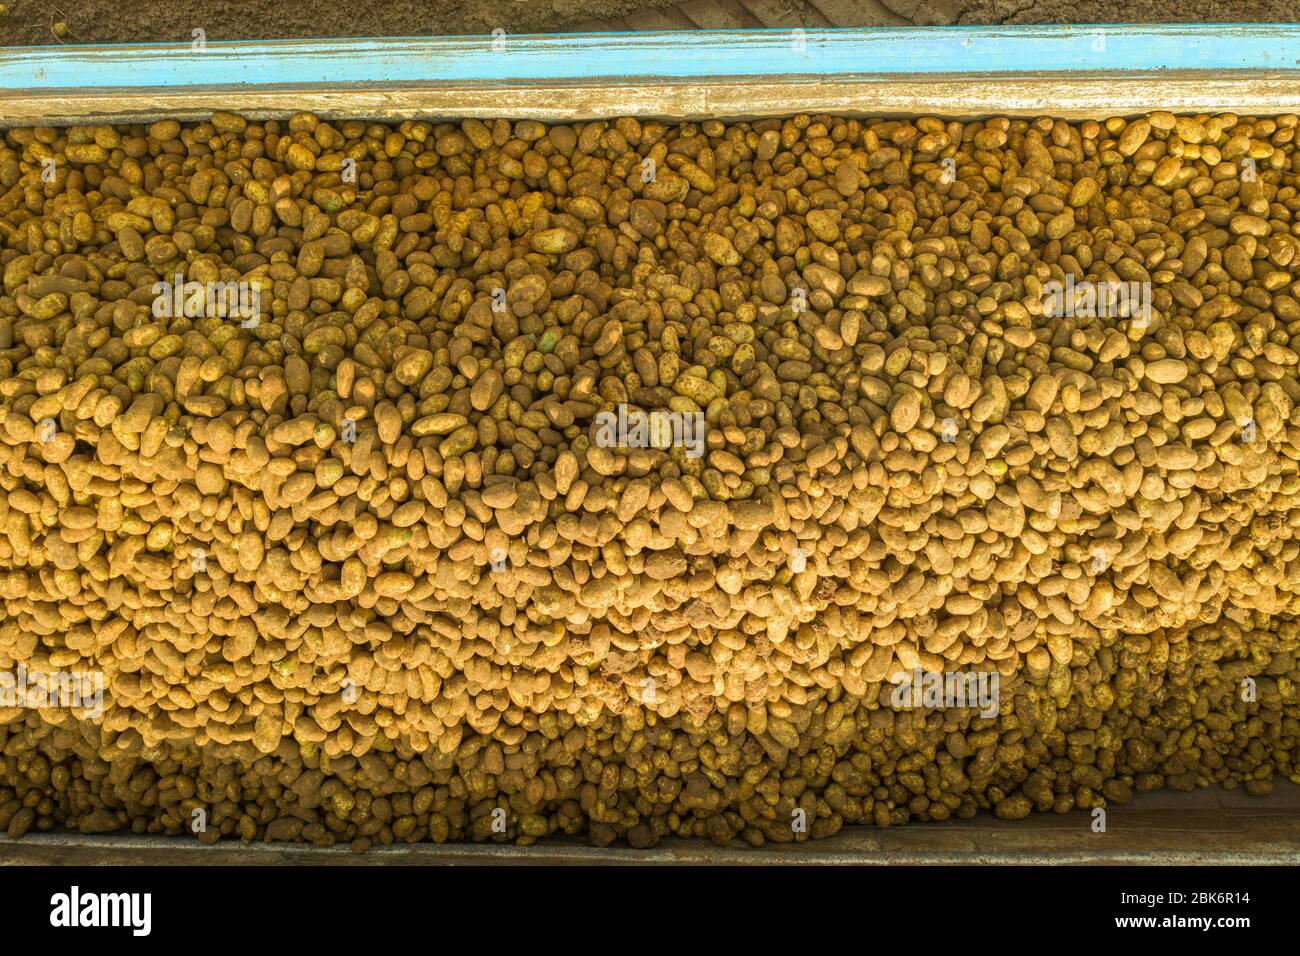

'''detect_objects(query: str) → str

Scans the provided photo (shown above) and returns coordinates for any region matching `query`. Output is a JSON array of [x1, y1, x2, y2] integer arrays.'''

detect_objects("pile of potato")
[[0, 109, 1297, 847]]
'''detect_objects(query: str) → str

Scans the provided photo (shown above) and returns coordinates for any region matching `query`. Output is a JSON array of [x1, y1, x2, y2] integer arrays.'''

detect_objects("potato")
[[0, 110, 1297, 848]]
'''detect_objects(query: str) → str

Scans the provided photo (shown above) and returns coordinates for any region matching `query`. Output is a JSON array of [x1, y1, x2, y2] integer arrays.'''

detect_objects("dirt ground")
[[0, 0, 1294, 46]]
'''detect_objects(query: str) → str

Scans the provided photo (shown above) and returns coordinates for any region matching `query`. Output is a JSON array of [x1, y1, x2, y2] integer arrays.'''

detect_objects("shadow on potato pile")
[[0, 111, 1297, 849]]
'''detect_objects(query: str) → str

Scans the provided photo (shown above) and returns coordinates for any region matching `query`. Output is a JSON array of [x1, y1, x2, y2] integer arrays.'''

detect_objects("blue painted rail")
[[2, 25, 1300, 124], [3, 25, 1300, 89]]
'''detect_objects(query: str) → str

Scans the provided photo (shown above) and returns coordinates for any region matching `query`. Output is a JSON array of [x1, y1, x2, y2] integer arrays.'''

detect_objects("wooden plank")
[[3, 833, 1296, 865], [1, 27, 1298, 126], [5, 73, 1300, 126]]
